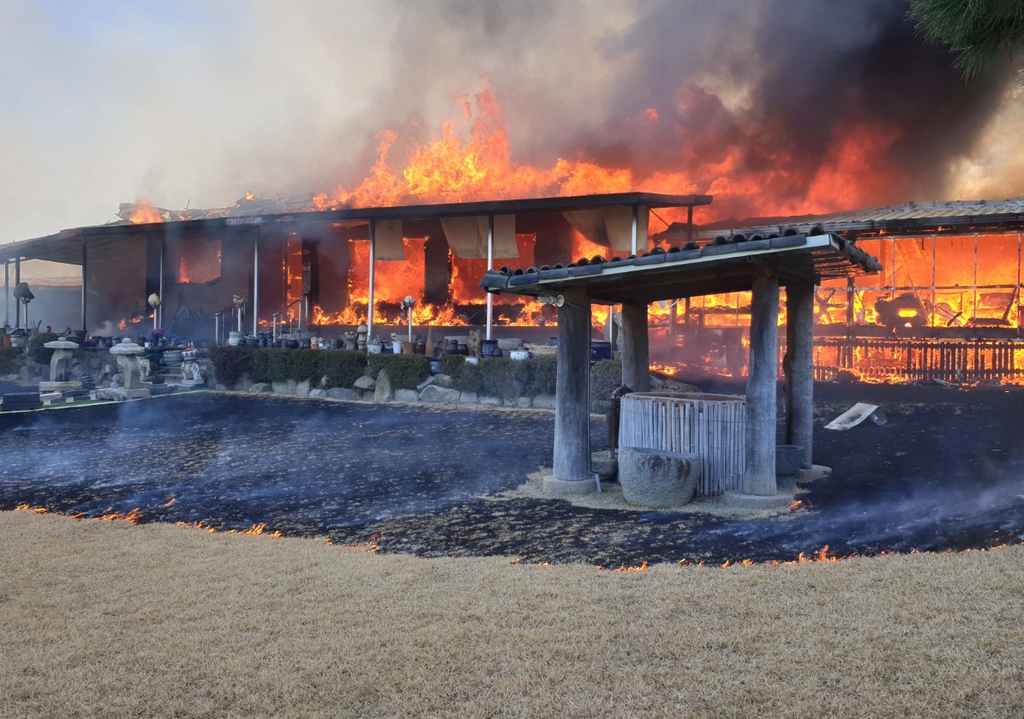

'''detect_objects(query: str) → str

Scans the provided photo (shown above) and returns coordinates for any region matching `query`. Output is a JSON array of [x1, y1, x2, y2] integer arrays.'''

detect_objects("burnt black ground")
[[1, 385, 1022, 566]]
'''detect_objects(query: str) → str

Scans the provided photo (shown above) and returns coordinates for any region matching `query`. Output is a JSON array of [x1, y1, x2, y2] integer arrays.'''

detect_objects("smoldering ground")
[[1, 385, 1023, 566]]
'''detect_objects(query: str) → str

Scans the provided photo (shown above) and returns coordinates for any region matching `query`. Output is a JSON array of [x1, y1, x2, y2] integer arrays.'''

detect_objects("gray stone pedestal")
[[618, 447, 701, 507]]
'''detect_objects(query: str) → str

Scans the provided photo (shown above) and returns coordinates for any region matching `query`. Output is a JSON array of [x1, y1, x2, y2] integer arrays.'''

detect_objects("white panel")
[[562, 210, 607, 247], [493, 214, 518, 258], [374, 219, 405, 261], [440, 216, 488, 259], [602, 207, 634, 253], [636, 206, 649, 253]]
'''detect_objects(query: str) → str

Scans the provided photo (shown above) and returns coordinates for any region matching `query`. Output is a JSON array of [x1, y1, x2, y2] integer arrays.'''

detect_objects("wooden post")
[[620, 301, 650, 392], [785, 282, 815, 469], [744, 267, 779, 495], [549, 286, 593, 490]]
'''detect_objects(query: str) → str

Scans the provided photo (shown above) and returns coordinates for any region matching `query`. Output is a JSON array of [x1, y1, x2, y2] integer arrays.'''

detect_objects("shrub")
[[367, 353, 430, 390], [524, 355, 557, 396], [0, 347, 21, 374], [209, 345, 254, 385], [27, 332, 59, 365], [590, 359, 623, 402], [251, 348, 367, 388], [479, 357, 529, 400], [453, 362, 483, 393], [439, 354, 465, 377], [318, 351, 367, 388]]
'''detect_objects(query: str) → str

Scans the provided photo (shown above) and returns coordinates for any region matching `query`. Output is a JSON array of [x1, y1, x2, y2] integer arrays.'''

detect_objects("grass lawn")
[[2, 510, 1023, 718]]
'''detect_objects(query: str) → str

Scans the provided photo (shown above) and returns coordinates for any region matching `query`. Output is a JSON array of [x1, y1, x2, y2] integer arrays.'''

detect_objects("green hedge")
[[212, 346, 368, 388], [209, 345, 254, 386], [439, 354, 558, 400], [252, 349, 366, 388], [367, 353, 430, 390]]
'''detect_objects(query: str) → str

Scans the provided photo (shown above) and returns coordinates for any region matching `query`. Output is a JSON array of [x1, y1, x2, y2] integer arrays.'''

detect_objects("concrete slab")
[[798, 465, 832, 483], [722, 489, 796, 510], [543, 474, 599, 495]]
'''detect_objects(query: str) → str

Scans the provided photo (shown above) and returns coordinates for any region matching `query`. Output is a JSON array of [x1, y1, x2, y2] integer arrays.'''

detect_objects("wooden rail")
[[813, 337, 1024, 383]]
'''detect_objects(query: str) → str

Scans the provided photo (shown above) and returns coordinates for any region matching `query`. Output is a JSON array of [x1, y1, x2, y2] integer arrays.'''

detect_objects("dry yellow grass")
[[2, 511, 1024, 719]]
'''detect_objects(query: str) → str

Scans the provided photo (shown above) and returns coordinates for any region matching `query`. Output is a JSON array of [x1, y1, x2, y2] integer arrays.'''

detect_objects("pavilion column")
[[785, 282, 815, 469], [620, 301, 650, 392], [743, 266, 780, 496], [550, 286, 593, 490]]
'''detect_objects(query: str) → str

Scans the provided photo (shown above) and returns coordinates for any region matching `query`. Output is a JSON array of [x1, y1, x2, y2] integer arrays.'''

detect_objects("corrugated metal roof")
[[655, 197, 1024, 241]]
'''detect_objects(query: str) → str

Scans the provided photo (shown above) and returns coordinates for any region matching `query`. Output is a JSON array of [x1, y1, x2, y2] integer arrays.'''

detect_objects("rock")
[[618, 447, 702, 507], [327, 387, 360, 401], [503, 398, 519, 406], [308, 388, 328, 398], [92, 388, 126, 401], [249, 382, 272, 394], [296, 379, 311, 397], [591, 450, 617, 482], [833, 369, 858, 384], [272, 379, 297, 395], [433, 373, 454, 388], [234, 375, 253, 392], [353, 375, 376, 390], [459, 391, 478, 404], [419, 385, 461, 404], [478, 395, 501, 405], [515, 397, 532, 408], [215, 383, 229, 391], [531, 394, 556, 409], [395, 388, 419, 402], [374, 370, 394, 402]]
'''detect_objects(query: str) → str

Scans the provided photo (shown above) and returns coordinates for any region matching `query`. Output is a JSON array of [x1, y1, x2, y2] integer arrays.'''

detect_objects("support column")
[[785, 282, 815, 469], [14, 258, 20, 329], [549, 286, 593, 491], [4, 260, 8, 328], [620, 301, 650, 392], [80, 243, 87, 333], [630, 206, 638, 255], [743, 267, 779, 496], [485, 215, 494, 341], [367, 220, 376, 340], [158, 236, 165, 328], [252, 231, 260, 336]]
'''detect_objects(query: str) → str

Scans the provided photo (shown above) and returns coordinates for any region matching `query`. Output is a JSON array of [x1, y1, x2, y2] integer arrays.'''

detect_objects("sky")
[[1, 0, 1022, 248]]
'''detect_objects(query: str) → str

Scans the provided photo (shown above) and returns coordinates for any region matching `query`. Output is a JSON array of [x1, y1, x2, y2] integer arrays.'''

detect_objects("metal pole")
[[486, 215, 494, 341], [4, 260, 8, 328], [686, 205, 693, 243], [253, 232, 260, 336], [81, 240, 89, 333], [158, 236, 164, 328], [214, 313, 220, 345], [14, 257, 20, 328], [631, 205, 638, 255], [367, 220, 376, 340]]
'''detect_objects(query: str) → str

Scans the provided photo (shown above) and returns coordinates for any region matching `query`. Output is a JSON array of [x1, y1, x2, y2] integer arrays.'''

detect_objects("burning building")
[[655, 198, 1024, 384], [0, 192, 708, 346], [3, 193, 1023, 387]]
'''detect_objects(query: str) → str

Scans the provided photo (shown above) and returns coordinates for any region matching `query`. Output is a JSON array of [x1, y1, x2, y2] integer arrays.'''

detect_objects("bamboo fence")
[[618, 392, 746, 497]]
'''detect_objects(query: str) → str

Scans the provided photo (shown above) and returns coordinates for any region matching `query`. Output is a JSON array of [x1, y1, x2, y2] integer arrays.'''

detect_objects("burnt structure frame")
[[0, 192, 711, 338]]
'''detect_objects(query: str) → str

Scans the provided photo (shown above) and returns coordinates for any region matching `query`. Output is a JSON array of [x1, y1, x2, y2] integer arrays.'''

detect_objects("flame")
[[126, 200, 163, 224]]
